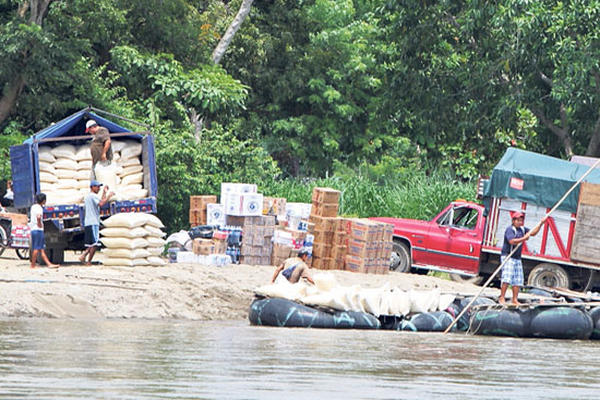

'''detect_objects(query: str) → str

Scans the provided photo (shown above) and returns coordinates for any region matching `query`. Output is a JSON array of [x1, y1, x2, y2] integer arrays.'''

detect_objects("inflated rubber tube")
[[397, 311, 456, 332], [529, 307, 593, 340], [526, 288, 554, 297], [469, 308, 531, 337], [589, 307, 600, 340], [248, 298, 381, 329], [449, 297, 497, 331]]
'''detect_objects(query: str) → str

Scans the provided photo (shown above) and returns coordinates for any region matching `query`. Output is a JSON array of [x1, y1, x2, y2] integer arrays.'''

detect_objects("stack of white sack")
[[100, 212, 167, 267], [254, 272, 456, 317], [39, 144, 84, 205], [110, 140, 147, 201]]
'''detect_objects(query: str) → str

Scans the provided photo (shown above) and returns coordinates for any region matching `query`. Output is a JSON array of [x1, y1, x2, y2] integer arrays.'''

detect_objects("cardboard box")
[[220, 183, 257, 201], [349, 219, 378, 242], [206, 203, 225, 226], [347, 239, 370, 258], [189, 209, 205, 226], [263, 197, 287, 216], [313, 230, 334, 244], [190, 195, 217, 211], [312, 243, 332, 258], [333, 231, 348, 246], [316, 203, 339, 218], [223, 193, 264, 216], [193, 238, 215, 255], [345, 254, 368, 273], [312, 187, 341, 204], [331, 245, 347, 260]]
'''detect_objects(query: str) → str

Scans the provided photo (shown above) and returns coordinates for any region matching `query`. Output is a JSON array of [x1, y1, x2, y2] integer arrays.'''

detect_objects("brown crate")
[[383, 223, 394, 242], [314, 203, 339, 218], [334, 217, 351, 233], [226, 215, 246, 227], [190, 195, 217, 210], [313, 217, 336, 232], [322, 257, 335, 270], [311, 257, 325, 270], [214, 238, 227, 254], [263, 197, 287, 216]]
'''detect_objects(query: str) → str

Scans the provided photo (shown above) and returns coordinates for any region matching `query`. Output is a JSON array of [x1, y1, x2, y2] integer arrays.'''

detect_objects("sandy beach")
[[0, 250, 498, 320]]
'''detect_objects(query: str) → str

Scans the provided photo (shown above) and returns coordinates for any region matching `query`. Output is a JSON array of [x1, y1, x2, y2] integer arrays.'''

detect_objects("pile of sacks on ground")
[[100, 212, 167, 266], [38, 141, 147, 206], [254, 273, 456, 317]]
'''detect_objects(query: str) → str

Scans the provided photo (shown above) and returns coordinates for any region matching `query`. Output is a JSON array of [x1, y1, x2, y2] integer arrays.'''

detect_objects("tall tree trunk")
[[532, 104, 574, 158], [0, 75, 25, 126], [0, 0, 53, 125], [211, 0, 254, 64]]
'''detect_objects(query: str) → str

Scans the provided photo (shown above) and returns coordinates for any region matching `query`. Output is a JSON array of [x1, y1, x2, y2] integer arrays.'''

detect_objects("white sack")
[[146, 256, 167, 266], [55, 158, 78, 170], [121, 172, 143, 185], [120, 165, 144, 176], [77, 160, 92, 170], [103, 247, 151, 259], [94, 162, 118, 190], [100, 237, 149, 249], [121, 141, 143, 159], [38, 148, 56, 163], [55, 168, 77, 179], [51, 144, 76, 160], [102, 258, 135, 267], [75, 145, 92, 161], [100, 227, 148, 238], [39, 161, 55, 174], [144, 225, 166, 238], [39, 171, 58, 183]]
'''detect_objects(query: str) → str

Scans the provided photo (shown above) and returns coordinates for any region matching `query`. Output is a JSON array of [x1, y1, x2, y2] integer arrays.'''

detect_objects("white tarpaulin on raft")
[[254, 273, 456, 317]]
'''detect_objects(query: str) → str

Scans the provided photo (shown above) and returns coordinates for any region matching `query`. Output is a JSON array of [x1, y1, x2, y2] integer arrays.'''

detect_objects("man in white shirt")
[[29, 193, 59, 269], [78, 180, 114, 265]]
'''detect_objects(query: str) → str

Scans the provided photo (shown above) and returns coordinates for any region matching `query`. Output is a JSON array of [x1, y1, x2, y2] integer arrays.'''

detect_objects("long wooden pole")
[[443, 156, 600, 334]]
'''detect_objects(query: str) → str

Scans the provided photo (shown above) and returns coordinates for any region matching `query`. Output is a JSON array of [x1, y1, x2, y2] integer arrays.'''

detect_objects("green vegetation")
[[1, 0, 598, 231]]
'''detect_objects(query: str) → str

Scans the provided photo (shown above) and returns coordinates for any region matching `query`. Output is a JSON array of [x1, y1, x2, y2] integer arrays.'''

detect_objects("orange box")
[[331, 245, 347, 260], [189, 209, 206, 226], [333, 231, 348, 246], [383, 224, 394, 241], [313, 230, 334, 244], [312, 256, 325, 270], [316, 203, 339, 218]]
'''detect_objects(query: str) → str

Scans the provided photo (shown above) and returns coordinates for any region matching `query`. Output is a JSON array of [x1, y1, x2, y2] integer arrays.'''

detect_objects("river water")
[[0, 319, 598, 399]]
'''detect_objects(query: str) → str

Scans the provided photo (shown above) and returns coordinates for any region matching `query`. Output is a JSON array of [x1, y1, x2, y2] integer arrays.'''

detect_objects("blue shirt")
[[501, 226, 530, 259], [84, 192, 101, 226]]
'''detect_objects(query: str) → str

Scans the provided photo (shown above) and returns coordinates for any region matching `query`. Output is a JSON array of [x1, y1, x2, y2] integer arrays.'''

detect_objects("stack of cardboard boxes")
[[263, 197, 287, 217], [228, 215, 276, 265], [345, 219, 393, 274], [309, 187, 343, 270], [189, 195, 217, 226]]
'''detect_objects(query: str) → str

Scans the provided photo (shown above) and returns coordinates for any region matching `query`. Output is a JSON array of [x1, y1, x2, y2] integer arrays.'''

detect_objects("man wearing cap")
[[271, 249, 315, 284], [499, 211, 546, 305], [79, 180, 114, 265], [85, 120, 113, 180]]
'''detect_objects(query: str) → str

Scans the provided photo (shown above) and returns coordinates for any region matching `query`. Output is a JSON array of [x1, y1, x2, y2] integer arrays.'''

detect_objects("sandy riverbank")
[[0, 250, 499, 320]]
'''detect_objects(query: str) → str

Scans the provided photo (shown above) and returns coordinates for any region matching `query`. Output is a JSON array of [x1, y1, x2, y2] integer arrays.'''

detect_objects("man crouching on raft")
[[499, 211, 546, 305], [271, 249, 315, 284]]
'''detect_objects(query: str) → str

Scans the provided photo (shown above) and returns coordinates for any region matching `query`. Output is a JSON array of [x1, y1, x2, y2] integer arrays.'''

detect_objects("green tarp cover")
[[484, 148, 600, 213]]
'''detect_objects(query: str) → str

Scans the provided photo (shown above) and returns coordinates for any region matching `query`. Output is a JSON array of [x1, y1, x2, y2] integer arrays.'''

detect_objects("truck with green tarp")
[[372, 147, 600, 291]]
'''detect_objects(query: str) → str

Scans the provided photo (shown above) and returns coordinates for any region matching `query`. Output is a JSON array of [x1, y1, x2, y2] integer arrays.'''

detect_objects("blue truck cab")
[[9, 108, 158, 263]]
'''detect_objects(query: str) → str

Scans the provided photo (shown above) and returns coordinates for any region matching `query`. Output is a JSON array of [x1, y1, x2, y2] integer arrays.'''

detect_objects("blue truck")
[[9, 108, 158, 263]]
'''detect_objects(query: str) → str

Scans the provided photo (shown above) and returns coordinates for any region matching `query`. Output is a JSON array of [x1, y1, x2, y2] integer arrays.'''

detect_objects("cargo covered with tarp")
[[483, 148, 600, 213]]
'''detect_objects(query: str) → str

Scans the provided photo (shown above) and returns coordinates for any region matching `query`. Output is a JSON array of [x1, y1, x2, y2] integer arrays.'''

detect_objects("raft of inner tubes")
[[249, 296, 600, 340]]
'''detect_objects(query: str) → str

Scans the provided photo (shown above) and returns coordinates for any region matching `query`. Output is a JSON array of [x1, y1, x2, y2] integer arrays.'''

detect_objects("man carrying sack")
[[86, 119, 113, 180]]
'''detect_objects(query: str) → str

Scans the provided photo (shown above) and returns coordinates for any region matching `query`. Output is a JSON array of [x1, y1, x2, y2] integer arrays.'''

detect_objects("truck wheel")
[[390, 242, 411, 273], [527, 263, 570, 289], [0, 225, 7, 256], [450, 273, 484, 285], [48, 248, 65, 264], [15, 248, 29, 260]]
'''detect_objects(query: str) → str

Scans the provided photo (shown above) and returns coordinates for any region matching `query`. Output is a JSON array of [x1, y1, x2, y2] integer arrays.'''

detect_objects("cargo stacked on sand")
[[228, 215, 276, 265], [345, 219, 393, 274], [309, 187, 343, 270], [189, 195, 217, 226], [100, 212, 167, 266]]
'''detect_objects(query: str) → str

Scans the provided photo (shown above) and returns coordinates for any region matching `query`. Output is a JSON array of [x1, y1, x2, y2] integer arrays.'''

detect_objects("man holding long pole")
[[498, 211, 546, 305]]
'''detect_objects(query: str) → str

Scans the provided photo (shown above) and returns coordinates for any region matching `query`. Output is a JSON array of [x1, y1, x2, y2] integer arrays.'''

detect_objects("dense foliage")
[[1, 0, 599, 230]]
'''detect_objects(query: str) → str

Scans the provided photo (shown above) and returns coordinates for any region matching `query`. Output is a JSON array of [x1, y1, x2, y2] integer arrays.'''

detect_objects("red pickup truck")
[[372, 148, 600, 291]]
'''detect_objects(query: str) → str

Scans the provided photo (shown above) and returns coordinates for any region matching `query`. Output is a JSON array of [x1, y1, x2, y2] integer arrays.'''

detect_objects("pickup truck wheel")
[[15, 248, 29, 260], [0, 225, 7, 256], [527, 263, 570, 289], [390, 242, 411, 273], [450, 273, 483, 285]]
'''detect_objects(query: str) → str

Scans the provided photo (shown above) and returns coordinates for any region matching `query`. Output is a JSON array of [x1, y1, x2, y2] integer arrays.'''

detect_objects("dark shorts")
[[31, 230, 45, 250], [84, 225, 100, 247]]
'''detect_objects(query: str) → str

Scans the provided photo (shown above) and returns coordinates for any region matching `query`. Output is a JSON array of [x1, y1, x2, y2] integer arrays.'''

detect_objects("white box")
[[220, 183, 257, 204], [286, 202, 313, 220], [224, 193, 264, 216], [206, 203, 226, 226]]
